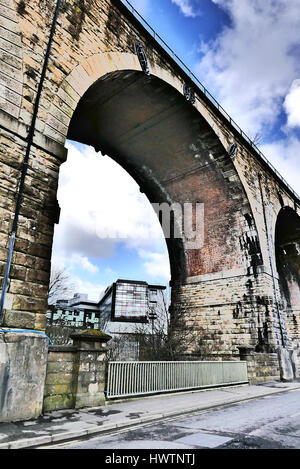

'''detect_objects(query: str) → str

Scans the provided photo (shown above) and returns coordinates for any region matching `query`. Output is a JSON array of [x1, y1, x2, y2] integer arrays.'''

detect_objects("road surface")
[[41, 388, 300, 449]]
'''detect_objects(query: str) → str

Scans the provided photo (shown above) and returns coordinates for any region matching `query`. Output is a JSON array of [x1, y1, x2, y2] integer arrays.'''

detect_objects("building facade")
[[47, 292, 101, 328], [99, 279, 167, 360], [47, 280, 167, 343], [99, 278, 166, 329]]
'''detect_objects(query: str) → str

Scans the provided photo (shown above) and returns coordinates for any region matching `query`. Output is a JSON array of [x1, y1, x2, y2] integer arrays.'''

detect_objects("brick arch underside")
[[275, 207, 300, 348], [275, 207, 300, 311], [66, 68, 260, 285]]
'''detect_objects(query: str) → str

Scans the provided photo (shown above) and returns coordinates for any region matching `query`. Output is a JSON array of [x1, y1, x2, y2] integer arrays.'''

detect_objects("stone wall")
[[43, 346, 77, 412], [0, 329, 49, 422], [172, 267, 282, 358], [0, 0, 299, 383], [43, 330, 110, 413], [247, 353, 281, 385], [238, 345, 300, 384], [238, 346, 280, 384]]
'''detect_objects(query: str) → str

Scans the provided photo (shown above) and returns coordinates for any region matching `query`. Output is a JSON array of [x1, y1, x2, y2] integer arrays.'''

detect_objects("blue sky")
[[130, 0, 231, 68], [129, 0, 228, 106], [51, 0, 300, 301]]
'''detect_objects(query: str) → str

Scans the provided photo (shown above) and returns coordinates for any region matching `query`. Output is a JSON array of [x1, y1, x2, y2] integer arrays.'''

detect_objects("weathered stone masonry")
[[43, 330, 111, 413], [0, 0, 299, 393]]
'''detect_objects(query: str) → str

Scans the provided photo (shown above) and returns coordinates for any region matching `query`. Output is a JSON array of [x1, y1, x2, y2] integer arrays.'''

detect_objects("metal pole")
[[0, 0, 62, 321]]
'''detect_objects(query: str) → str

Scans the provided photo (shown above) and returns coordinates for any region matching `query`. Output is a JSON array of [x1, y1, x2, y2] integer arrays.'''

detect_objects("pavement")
[[1, 380, 300, 449]]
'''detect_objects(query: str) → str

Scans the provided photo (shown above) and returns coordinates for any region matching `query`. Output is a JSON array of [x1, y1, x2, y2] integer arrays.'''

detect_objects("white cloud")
[[260, 136, 300, 194], [284, 79, 300, 129], [70, 275, 106, 302], [50, 253, 104, 301], [138, 249, 171, 281], [171, 0, 199, 17], [196, 0, 300, 137], [70, 254, 99, 274], [51, 252, 98, 274], [54, 142, 165, 260], [194, 0, 300, 197]]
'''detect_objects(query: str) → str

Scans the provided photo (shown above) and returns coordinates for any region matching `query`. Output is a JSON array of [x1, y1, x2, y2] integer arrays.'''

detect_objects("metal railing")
[[106, 360, 248, 399], [120, 0, 300, 203]]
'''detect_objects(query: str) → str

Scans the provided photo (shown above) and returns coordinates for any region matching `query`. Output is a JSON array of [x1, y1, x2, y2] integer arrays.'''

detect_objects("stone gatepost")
[[0, 329, 49, 422], [70, 330, 111, 409]]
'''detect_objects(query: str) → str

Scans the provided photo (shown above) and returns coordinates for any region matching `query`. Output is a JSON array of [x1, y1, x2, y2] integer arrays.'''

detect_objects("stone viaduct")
[[0, 0, 300, 397]]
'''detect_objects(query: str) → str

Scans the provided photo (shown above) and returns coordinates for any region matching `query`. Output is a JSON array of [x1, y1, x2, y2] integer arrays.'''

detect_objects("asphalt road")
[[42, 388, 300, 450]]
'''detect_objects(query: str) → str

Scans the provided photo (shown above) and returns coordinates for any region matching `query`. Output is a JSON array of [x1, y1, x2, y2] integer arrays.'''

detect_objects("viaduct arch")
[[0, 0, 299, 373]]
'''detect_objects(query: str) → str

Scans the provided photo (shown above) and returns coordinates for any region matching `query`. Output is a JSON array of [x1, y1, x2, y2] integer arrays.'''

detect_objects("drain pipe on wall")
[[0, 0, 63, 322]]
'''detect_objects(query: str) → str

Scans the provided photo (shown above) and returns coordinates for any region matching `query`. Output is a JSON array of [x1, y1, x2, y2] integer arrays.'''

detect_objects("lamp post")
[[148, 309, 157, 348]]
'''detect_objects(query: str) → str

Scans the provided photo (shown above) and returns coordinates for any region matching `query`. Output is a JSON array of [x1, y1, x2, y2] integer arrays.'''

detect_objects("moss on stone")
[[71, 329, 112, 340]]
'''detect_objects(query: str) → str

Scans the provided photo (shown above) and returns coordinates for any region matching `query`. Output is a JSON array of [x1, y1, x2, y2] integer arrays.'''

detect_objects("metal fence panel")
[[106, 361, 248, 399]]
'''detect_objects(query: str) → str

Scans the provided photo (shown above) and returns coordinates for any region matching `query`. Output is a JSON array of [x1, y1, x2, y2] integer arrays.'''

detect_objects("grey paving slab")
[[174, 432, 233, 448]]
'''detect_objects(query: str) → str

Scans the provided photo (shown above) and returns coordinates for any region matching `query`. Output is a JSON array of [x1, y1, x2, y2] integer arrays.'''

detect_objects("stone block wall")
[[43, 330, 111, 413], [43, 346, 77, 412], [173, 268, 282, 357], [0, 0, 299, 386], [0, 329, 49, 422], [246, 353, 281, 384], [0, 121, 65, 331], [238, 346, 281, 384], [236, 346, 300, 384]]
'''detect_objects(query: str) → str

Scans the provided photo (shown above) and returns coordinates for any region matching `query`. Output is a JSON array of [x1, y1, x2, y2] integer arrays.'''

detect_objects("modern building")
[[98, 279, 167, 334], [47, 293, 101, 329], [97, 279, 167, 359], [47, 279, 168, 343]]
